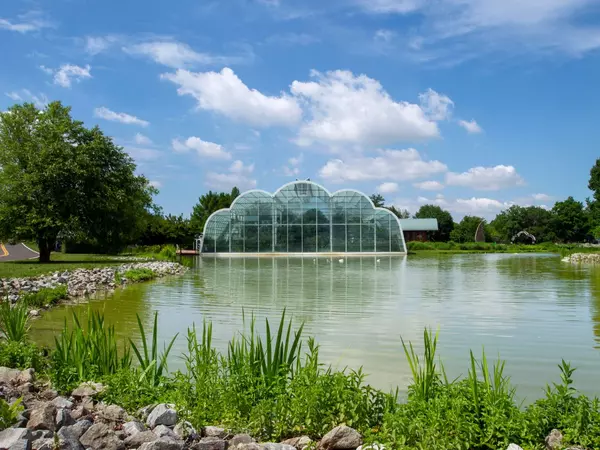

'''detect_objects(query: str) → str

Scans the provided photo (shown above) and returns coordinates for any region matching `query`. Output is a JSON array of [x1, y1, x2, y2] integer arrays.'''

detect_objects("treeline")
[[373, 159, 600, 244]]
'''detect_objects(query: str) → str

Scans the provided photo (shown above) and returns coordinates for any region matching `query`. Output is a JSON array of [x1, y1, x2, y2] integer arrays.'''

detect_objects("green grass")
[[0, 301, 29, 342], [0, 253, 125, 278], [22, 285, 68, 308], [407, 241, 600, 255], [123, 268, 156, 282]]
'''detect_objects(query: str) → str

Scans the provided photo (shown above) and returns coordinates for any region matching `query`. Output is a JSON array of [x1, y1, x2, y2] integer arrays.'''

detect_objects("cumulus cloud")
[[134, 133, 153, 145], [149, 180, 162, 188], [206, 160, 257, 190], [377, 182, 399, 194], [171, 136, 231, 160], [292, 70, 442, 146], [446, 165, 524, 190], [458, 119, 483, 134], [282, 154, 303, 176], [162, 68, 302, 127], [124, 41, 251, 69], [405, 194, 513, 220], [94, 107, 149, 127], [41, 64, 92, 88], [85, 35, 119, 55], [0, 11, 52, 33], [5, 89, 48, 109], [532, 193, 552, 201], [319, 148, 447, 183], [414, 180, 444, 191], [419, 88, 454, 121]]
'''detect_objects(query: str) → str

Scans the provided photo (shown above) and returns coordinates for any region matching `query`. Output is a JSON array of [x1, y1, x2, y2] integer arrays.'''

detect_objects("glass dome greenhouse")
[[201, 181, 407, 254]]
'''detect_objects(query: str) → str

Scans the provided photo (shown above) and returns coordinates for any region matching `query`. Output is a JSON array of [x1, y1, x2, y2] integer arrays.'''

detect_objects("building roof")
[[399, 218, 439, 231]]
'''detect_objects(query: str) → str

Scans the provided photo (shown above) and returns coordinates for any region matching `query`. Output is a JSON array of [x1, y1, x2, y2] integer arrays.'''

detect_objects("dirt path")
[[0, 243, 39, 261]]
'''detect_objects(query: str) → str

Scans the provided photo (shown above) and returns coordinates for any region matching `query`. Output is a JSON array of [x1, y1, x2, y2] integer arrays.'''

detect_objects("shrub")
[[0, 341, 46, 372], [22, 285, 68, 308], [0, 301, 29, 343], [158, 245, 177, 261], [123, 268, 155, 282], [0, 397, 23, 429]]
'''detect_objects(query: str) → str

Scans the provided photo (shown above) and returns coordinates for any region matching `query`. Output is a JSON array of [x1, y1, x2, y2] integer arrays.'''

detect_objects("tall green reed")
[[0, 300, 29, 343], [401, 328, 443, 401]]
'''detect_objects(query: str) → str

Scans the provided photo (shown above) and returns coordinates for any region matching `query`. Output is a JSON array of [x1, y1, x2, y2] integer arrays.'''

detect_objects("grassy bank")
[[407, 241, 600, 255], [0, 309, 599, 449]]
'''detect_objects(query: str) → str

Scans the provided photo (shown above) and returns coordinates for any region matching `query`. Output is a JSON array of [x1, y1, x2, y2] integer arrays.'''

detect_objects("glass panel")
[[332, 224, 345, 252], [303, 225, 317, 253], [390, 220, 403, 252], [244, 226, 259, 252], [317, 225, 330, 252], [288, 225, 302, 252], [361, 224, 375, 252], [258, 225, 273, 252], [347, 224, 361, 252], [259, 201, 273, 224], [202, 222, 216, 253], [376, 212, 391, 252], [274, 224, 287, 252]]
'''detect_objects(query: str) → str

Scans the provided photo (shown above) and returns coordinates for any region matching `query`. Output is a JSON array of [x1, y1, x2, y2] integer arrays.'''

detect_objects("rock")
[[146, 404, 177, 428], [71, 382, 105, 399], [81, 397, 94, 411], [39, 389, 58, 401], [192, 437, 227, 450], [319, 426, 362, 450], [0, 429, 32, 449], [545, 429, 563, 450], [506, 446, 524, 450], [58, 420, 93, 441], [29, 310, 40, 317], [174, 422, 196, 440], [17, 383, 34, 395], [30, 431, 53, 441], [80, 423, 125, 450], [27, 404, 56, 431], [70, 406, 88, 421], [123, 421, 146, 437], [261, 445, 295, 450], [56, 408, 75, 429], [137, 405, 157, 422], [101, 405, 127, 422], [281, 437, 312, 450], [0, 368, 22, 385], [8, 439, 31, 450], [52, 397, 73, 410], [139, 441, 183, 450], [17, 369, 34, 385], [152, 425, 178, 441], [234, 445, 260, 450], [229, 435, 254, 448], [12, 413, 28, 428], [124, 431, 158, 448], [202, 427, 226, 439], [31, 438, 54, 450]]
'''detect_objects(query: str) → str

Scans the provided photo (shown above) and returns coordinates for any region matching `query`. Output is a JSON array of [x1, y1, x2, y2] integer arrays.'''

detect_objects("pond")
[[30, 253, 600, 400]]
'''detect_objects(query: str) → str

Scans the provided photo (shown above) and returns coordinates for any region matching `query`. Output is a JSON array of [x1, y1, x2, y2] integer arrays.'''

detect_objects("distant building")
[[201, 181, 438, 255], [399, 219, 439, 242]]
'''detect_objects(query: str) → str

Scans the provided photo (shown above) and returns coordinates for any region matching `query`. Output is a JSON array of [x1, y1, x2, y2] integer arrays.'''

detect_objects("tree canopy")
[[190, 187, 240, 234], [450, 216, 485, 243], [551, 197, 589, 243], [489, 205, 554, 243], [0, 102, 156, 262], [369, 193, 385, 208], [415, 204, 454, 241]]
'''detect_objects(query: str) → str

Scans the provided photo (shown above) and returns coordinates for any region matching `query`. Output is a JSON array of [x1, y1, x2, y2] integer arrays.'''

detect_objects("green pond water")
[[30, 253, 600, 400]]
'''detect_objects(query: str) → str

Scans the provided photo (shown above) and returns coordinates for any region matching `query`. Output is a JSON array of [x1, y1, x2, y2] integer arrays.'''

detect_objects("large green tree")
[[551, 197, 589, 242], [450, 216, 485, 242], [190, 187, 240, 234], [490, 205, 554, 243], [588, 158, 600, 237], [0, 102, 155, 262], [369, 193, 385, 208], [414, 204, 454, 241]]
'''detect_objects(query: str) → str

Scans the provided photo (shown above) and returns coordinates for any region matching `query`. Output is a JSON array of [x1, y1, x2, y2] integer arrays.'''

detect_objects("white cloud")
[[409, 194, 512, 220], [41, 64, 92, 88], [319, 148, 447, 183], [532, 193, 551, 202], [94, 107, 149, 127], [377, 182, 399, 194], [134, 133, 153, 145], [0, 11, 52, 33], [356, 0, 600, 58], [291, 70, 442, 147], [419, 88, 454, 121], [5, 89, 48, 109], [458, 119, 483, 134], [374, 29, 397, 43], [265, 33, 320, 45], [446, 165, 525, 190], [206, 160, 257, 190], [85, 35, 119, 55], [149, 180, 162, 188], [124, 41, 250, 69], [414, 180, 444, 191], [125, 147, 161, 161], [171, 136, 231, 160], [162, 67, 302, 127], [282, 154, 303, 176]]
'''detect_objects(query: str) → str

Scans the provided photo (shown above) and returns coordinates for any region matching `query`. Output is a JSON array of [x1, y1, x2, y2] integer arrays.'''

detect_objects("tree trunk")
[[38, 238, 52, 263]]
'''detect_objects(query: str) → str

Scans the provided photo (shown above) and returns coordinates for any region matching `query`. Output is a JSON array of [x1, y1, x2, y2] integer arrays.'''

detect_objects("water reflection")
[[30, 254, 600, 399]]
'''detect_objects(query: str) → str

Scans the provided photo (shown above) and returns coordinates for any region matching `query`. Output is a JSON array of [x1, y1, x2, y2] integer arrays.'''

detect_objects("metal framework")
[[201, 181, 407, 254]]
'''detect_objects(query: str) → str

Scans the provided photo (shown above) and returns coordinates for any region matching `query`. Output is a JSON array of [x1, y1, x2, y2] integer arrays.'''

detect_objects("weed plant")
[[0, 397, 23, 429], [0, 300, 29, 342], [22, 285, 68, 308], [123, 268, 155, 282]]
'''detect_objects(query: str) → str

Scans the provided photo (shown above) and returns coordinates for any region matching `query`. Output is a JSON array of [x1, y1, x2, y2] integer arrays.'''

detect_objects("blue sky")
[[2, 0, 600, 220]]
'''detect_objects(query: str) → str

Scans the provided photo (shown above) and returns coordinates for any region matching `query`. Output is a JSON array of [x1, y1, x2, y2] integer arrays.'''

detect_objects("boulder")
[[71, 382, 105, 398], [123, 421, 146, 437], [202, 427, 226, 438], [124, 431, 158, 448], [30, 431, 53, 441], [0, 368, 22, 385], [31, 438, 54, 450], [138, 440, 183, 450], [101, 405, 127, 423], [51, 397, 73, 410], [39, 390, 58, 401], [27, 404, 56, 431], [146, 404, 177, 428], [17, 369, 34, 385], [55, 408, 75, 429], [261, 445, 295, 450], [8, 439, 31, 450], [70, 406, 89, 421], [13, 413, 28, 428], [545, 429, 563, 450], [137, 405, 157, 422], [80, 423, 125, 450], [57, 419, 93, 441], [229, 435, 254, 448], [174, 421, 196, 440], [319, 426, 362, 450], [152, 425, 178, 441], [192, 437, 227, 450], [234, 445, 260, 450], [506, 445, 524, 450], [0, 429, 32, 449], [281, 437, 312, 450]]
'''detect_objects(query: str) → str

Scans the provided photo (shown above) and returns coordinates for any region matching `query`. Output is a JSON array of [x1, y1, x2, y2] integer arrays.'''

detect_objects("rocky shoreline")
[[0, 262, 188, 305], [561, 253, 600, 264], [0, 367, 579, 450]]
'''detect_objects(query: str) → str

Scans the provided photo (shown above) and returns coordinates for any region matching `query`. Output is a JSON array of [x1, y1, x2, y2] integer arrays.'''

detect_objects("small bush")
[[123, 268, 155, 282], [0, 397, 23, 429], [0, 341, 46, 372], [22, 285, 68, 308], [158, 245, 177, 261], [0, 301, 29, 343]]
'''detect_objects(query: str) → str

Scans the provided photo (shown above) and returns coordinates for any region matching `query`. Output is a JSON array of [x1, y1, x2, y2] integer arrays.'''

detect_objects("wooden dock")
[[177, 249, 200, 255]]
